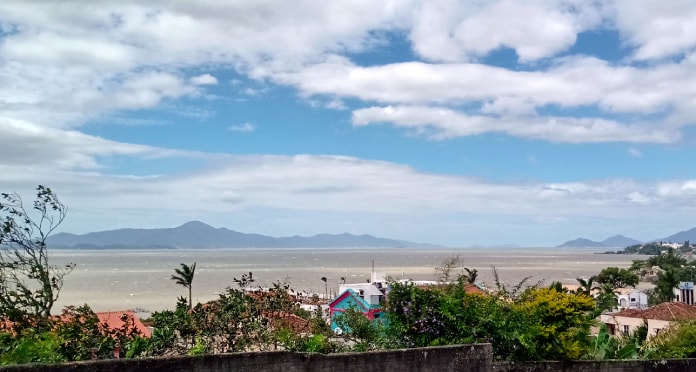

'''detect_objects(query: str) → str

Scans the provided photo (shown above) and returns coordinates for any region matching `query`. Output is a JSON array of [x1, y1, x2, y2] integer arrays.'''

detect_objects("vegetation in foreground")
[[3, 186, 696, 365]]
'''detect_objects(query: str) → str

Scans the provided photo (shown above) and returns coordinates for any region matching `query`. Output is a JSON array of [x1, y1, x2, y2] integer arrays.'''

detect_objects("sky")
[[1, 1, 696, 247]]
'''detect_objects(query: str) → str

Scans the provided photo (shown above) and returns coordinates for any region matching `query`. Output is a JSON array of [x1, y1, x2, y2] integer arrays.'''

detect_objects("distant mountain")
[[557, 234, 643, 248], [658, 227, 696, 244], [47, 221, 433, 249], [600, 235, 643, 247], [557, 238, 607, 248]]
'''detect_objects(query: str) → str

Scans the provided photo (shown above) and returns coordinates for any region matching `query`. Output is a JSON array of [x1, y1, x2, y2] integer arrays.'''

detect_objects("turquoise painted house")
[[329, 284, 385, 333]]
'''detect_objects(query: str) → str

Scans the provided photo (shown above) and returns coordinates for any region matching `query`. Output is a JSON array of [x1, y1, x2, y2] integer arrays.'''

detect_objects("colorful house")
[[329, 283, 385, 333]]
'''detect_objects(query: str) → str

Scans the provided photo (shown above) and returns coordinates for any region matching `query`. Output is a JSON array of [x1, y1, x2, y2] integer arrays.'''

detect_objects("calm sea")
[[49, 247, 645, 313]]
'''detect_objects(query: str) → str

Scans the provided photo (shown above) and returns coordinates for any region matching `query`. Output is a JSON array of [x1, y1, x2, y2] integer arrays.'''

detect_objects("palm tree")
[[463, 268, 479, 284], [321, 276, 328, 299], [576, 276, 596, 296], [171, 262, 196, 310]]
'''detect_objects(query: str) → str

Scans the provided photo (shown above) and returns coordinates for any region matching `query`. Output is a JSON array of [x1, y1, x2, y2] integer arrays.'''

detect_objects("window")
[[623, 325, 629, 334]]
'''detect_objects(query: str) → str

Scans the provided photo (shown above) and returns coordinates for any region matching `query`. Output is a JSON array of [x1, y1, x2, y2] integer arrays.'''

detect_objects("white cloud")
[[613, 0, 696, 61], [352, 105, 679, 143], [628, 148, 643, 157], [409, 0, 607, 62], [0, 117, 196, 171], [229, 123, 255, 132], [190, 74, 218, 85]]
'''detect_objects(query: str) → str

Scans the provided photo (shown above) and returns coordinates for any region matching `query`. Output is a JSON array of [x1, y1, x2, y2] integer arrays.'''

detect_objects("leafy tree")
[[645, 250, 687, 271], [0, 186, 75, 325], [461, 267, 478, 284], [171, 262, 196, 310], [0, 329, 64, 365], [649, 320, 696, 358], [649, 268, 679, 304], [434, 255, 460, 283], [333, 307, 387, 352], [595, 267, 639, 289]]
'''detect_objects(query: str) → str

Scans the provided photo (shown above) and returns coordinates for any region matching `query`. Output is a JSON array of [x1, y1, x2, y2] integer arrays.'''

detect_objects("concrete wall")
[[3, 344, 696, 372], [0, 344, 492, 372], [493, 359, 696, 372]]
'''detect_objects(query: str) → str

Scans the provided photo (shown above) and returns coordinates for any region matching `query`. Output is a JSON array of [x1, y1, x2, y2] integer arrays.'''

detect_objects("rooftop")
[[612, 302, 696, 321]]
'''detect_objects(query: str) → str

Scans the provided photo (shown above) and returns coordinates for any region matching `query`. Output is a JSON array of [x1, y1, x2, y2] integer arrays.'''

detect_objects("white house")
[[674, 281, 695, 305], [615, 288, 648, 310]]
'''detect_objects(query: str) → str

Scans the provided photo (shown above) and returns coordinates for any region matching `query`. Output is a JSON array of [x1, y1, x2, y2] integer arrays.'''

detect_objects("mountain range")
[[47, 221, 433, 249], [556, 227, 696, 248]]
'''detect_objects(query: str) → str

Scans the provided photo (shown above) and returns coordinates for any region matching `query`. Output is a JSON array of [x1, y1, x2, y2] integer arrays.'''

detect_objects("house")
[[329, 283, 386, 333], [615, 288, 648, 310], [96, 310, 151, 338], [674, 281, 695, 305], [600, 302, 696, 339]]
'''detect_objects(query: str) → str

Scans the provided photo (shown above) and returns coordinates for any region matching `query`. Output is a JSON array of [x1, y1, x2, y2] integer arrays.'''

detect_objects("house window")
[[623, 325, 629, 334], [654, 328, 661, 335]]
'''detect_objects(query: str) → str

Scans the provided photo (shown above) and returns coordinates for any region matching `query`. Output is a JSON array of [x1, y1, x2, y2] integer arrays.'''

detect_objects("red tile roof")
[[96, 311, 151, 338], [613, 302, 696, 321]]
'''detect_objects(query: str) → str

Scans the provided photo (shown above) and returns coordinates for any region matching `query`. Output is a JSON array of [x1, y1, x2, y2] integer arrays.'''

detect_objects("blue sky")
[[2, 1, 696, 247]]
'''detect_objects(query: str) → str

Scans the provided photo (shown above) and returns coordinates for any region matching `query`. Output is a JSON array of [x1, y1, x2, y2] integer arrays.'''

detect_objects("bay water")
[[49, 247, 645, 313]]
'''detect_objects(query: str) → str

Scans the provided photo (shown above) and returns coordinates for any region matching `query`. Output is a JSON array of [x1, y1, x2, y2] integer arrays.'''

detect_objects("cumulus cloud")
[[409, 0, 607, 62], [190, 74, 218, 85], [613, 0, 696, 61]]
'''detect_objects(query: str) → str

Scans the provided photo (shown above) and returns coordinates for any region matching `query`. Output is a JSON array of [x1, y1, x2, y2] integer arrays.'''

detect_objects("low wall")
[[0, 344, 492, 372], [3, 344, 696, 372], [493, 359, 696, 372]]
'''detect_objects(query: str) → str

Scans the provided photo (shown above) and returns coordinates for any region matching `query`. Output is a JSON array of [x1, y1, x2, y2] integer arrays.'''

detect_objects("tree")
[[434, 255, 461, 283], [575, 276, 597, 296], [462, 268, 478, 284], [0, 186, 74, 323], [321, 276, 328, 299], [171, 263, 196, 310], [595, 267, 639, 289]]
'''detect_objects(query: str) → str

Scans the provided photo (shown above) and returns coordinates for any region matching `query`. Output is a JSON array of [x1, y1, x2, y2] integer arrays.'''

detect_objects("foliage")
[[647, 268, 679, 305], [333, 307, 387, 352], [54, 304, 144, 360], [0, 329, 65, 365], [384, 279, 595, 361], [575, 277, 596, 296], [171, 262, 196, 310], [461, 268, 478, 284], [588, 323, 639, 360], [595, 267, 639, 289], [648, 320, 696, 358], [594, 284, 619, 313], [0, 186, 75, 324]]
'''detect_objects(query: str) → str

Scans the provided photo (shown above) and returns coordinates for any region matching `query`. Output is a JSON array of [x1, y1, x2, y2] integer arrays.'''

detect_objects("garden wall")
[[0, 344, 492, 372], [493, 359, 696, 372], [2, 344, 696, 372]]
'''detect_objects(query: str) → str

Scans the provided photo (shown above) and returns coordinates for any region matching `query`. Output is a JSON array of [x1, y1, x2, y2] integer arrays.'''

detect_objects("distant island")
[[47, 221, 438, 249], [556, 226, 696, 250]]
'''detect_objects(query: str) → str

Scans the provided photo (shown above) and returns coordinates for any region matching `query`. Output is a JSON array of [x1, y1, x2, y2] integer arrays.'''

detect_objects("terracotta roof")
[[612, 302, 696, 321], [96, 311, 151, 338], [464, 283, 486, 295]]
